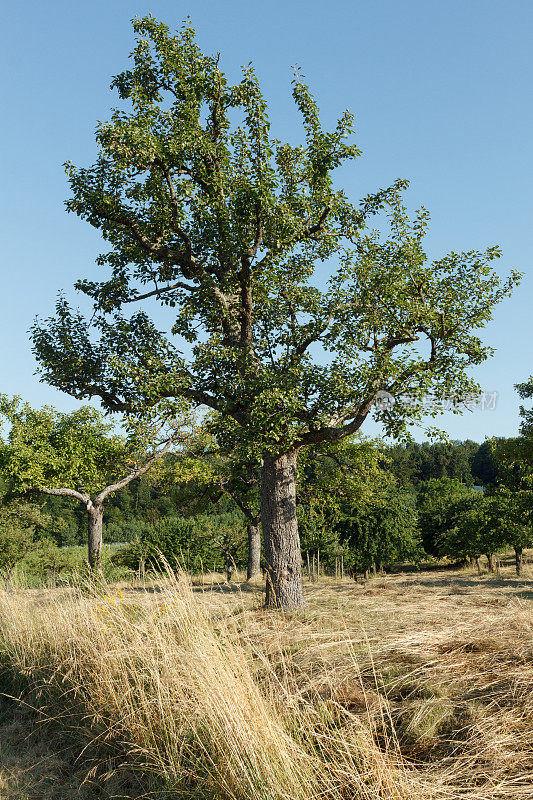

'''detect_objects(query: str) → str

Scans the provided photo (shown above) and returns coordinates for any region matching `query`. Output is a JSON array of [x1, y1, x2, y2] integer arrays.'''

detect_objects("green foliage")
[[29, 15, 518, 460], [386, 440, 479, 487], [22, 537, 67, 582], [0, 497, 46, 585], [516, 375, 533, 440], [0, 397, 129, 495], [336, 490, 421, 572], [115, 512, 246, 573], [416, 477, 474, 556], [470, 441, 498, 485], [0, 522, 32, 585], [437, 494, 504, 562]]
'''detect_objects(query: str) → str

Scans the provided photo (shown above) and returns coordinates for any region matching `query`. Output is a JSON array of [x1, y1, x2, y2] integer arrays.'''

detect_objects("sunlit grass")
[[0, 562, 531, 798]]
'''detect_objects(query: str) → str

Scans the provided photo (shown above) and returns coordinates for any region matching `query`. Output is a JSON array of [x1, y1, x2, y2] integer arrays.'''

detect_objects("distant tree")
[[489, 486, 532, 575], [488, 436, 533, 575], [416, 477, 473, 556], [297, 437, 393, 573], [22, 537, 67, 585], [471, 441, 498, 485], [0, 397, 188, 568], [438, 493, 504, 570], [337, 490, 420, 577]]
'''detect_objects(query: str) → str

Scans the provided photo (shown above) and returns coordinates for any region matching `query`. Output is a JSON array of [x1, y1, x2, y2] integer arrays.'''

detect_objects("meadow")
[[0, 558, 531, 800]]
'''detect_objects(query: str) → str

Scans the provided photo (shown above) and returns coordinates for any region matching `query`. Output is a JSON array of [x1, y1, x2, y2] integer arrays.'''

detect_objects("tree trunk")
[[261, 450, 305, 610], [246, 521, 261, 580], [87, 502, 104, 570], [486, 553, 494, 572], [515, 546, 524, 576], [1, 567, 13, 592]]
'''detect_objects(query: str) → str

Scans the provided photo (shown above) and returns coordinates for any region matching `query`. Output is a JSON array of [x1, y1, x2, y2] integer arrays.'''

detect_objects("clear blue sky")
[[1, 0, 531, 443]]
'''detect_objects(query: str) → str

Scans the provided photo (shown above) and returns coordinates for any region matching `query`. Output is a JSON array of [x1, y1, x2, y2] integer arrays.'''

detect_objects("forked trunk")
[[246, 521, 261, 580], [87, 502, 104, 570], [486, 553, 494, 572], [261, 450, 305, 610]]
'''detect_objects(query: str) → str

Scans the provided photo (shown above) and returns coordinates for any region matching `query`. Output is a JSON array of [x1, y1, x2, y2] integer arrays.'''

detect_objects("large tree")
[[0, 398, 186, 568], [31, 17, 518, 608]]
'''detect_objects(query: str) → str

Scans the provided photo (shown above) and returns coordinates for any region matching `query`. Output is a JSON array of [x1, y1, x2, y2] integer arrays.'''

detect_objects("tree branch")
[[35, 487, 90, 505], [296, 395, 376, 447], [95, 435, 175, 503], [123, 281, 197, 303]]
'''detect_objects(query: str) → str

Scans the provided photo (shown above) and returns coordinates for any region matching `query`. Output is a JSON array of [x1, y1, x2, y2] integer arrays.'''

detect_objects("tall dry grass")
[[0, 571, 420, 800]]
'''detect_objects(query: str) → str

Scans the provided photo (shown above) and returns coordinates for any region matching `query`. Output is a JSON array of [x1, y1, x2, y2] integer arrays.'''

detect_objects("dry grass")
[[0, 561, 531, 799]]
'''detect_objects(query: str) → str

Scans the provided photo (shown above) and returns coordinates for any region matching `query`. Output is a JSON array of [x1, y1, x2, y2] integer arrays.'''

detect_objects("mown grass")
[[0, 561, 531, 799]]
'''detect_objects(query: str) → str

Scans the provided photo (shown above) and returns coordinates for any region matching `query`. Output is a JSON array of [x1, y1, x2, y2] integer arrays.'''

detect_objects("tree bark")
[[486, 553, 494, 572], [246, 521, 261, 580], [87, 502, 104, 569], [261, 450, 305, 610], [515, 546, 524, 576]]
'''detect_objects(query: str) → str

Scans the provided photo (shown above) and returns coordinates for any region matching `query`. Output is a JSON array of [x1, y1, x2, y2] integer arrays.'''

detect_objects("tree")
[[217, 464, 261, 580], [337, 490, 420, 578], [489, 486, 532, 575], [155, 421, 263, 580], [0, 397, 187, 568], [416, 477, 473, 556], [471, 441, 498, 486], [488, 436, 533, 575], [297, 436, 393, 575], [437, 493, 504, 570], [30, 17, 519, 608]]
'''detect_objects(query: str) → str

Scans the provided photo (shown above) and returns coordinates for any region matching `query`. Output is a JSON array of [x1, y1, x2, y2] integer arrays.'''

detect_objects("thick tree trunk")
[[486, 553, 494, 572], [261, 450, 305, 610], [246, 521, 261, 580], [515, 546, 524, 576], [87, 502, 104, 569]]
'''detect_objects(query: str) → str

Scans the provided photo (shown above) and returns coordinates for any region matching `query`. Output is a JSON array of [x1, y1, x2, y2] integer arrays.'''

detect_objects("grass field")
[[0, 559, 531, 799]]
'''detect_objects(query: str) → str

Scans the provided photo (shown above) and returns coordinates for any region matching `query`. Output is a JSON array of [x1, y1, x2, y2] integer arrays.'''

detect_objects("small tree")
[[0, 397, 188, 568], [416, 477, 474, 556], [489, 485, 532, 575], [31, 17, 519, 607], [488, 435, 533, 576], [438, 493, 504, 570], [297, 436, 392, 576], [337, 490, 420, 578], [116, 511, 245, 579]]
